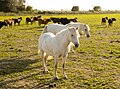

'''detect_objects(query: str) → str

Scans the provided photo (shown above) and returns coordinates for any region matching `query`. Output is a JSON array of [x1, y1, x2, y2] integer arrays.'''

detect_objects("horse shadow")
[[0, 53, 65, 88], [0, 53, 46, 87], [0, 53, 39, 76]]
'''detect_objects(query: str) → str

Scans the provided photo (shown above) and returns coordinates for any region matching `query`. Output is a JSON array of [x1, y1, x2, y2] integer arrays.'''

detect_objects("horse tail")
[[38, 43, 40, 54], [42, 25, 48, 33], [38, 36, 41, 54], [38, 49, 40, 54]]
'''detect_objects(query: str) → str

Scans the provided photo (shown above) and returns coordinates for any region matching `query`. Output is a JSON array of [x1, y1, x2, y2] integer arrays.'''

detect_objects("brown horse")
[[4, 19, 13, 27], [12, 17, 22, 26], [26, 17, 33, 25], [38, 18, 51, 26]]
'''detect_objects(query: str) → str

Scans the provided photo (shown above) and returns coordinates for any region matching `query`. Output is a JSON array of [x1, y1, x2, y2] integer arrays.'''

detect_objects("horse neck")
[[78, 24, 84, 31], [56, 30, 71, 47], [70, 23, 82, 32], [67, 23, 81, 31], [79, 24, 87, 33]]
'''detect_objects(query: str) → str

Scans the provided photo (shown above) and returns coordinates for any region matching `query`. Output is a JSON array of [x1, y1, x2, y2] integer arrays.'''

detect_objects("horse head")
[[83, 24, 91, 38], [68, 27, 80, 48]]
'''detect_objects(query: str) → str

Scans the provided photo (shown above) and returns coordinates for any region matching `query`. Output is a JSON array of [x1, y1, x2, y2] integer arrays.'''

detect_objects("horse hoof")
[[49, 83, 56, 88], [49, 84, 54, 88], [54, 76, 59, 80], [63, 75, 68, 80], [43, 70, 49, 73]]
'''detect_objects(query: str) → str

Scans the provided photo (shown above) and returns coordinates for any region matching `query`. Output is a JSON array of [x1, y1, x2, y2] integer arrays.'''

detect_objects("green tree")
[[0, 0, 26, 12], [71, 6, 79, 11], [93, 6, 101, 11], [0, 0, 12, 12], [17, 5, 26, 11], [17, 0, 26, 11]]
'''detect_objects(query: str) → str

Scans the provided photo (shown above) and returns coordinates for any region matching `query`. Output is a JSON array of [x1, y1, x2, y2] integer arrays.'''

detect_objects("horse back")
[[47, 24, 67, 34]]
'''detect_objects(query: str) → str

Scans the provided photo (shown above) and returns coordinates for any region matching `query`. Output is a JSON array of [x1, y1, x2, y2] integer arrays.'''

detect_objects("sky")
[[25, 0, 120, 11]]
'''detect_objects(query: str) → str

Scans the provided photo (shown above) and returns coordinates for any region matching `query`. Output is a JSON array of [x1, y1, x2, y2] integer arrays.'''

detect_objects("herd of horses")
[[0, 15, 116, 29], [0, 15, 78, 29]]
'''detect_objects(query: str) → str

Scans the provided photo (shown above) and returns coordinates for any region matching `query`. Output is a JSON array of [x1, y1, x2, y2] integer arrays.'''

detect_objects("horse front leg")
[[62, 54, 68, 79], [69, 43, 75, 53], [54, 56, 59, 80]]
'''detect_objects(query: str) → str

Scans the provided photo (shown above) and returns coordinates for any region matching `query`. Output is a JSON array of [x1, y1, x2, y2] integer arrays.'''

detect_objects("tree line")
[[0, 0, 32, 12], [0, 0, 113, 14]]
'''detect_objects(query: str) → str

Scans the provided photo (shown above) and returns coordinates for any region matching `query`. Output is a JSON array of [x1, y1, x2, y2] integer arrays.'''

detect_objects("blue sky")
[[25, 0, 120, 11]]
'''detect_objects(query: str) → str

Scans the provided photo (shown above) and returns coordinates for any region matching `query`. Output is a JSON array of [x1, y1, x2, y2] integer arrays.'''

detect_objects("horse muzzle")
[[75, 43, 79, 48], [87, 34, 90, 38]]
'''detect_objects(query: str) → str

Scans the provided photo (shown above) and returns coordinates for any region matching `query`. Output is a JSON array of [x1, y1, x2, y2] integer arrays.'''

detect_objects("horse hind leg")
[[42, 51, 49, 73], [44, 54, 49, 72]]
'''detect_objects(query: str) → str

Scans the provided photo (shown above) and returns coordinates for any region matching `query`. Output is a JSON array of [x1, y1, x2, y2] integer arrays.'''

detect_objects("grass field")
[[0, 14, 120, 89]]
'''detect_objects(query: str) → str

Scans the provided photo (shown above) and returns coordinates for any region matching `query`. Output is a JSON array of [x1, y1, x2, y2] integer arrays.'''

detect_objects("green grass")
[[0, 14, 120, 89]]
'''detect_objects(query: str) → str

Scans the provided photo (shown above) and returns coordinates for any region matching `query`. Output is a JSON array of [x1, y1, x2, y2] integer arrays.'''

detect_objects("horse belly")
[[42, 39, 63, 56], [42, 43, 54, 56]]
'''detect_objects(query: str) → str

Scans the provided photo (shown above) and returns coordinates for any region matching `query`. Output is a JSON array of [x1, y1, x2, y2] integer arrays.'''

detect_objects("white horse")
[[43, 22, 90, 38], [38, 27, 80, 80], [42, 23, 90, 52]]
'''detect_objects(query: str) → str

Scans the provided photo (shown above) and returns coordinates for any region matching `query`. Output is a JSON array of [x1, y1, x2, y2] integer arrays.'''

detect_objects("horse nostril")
[[75, 43, 79, 48], [87, 35, 90, 38]]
